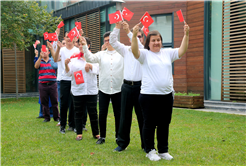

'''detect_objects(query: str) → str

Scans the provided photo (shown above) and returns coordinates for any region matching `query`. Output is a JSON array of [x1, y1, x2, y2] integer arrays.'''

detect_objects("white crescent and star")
[[114, 14, 120, 20], [122, 9, 127, 15], [72, 30, 76, 36], [143, 16, 148, 22], [76, 73, 81, 78], [44, 34, 48, 39]]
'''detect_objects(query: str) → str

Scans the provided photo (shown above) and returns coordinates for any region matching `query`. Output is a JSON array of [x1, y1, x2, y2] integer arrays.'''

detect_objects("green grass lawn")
[[1, 97, 245, 165]]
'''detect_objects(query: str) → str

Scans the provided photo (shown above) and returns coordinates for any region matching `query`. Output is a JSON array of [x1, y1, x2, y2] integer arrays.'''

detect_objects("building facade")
[[2, 0, 245, 102]]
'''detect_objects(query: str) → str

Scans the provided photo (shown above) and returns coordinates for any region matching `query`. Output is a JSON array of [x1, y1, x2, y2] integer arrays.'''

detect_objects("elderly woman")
[[131, 23, 189, 161]]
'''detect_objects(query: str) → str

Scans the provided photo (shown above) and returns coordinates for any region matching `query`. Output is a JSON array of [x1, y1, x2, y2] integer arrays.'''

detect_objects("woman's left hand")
[[85, 63, 92, 72], [184, 22, 190, 36]]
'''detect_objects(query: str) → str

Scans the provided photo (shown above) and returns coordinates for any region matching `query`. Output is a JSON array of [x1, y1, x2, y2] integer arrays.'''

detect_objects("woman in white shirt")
[[65, 39, 100, 141], [131, 23, 189, 161]]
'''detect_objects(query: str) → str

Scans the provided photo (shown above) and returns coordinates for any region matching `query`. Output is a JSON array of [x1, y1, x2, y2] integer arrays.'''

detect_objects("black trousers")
[[99, 90, 121, 138], [39, 82, 59, 121], [60, 80, 74, 128], [117, 82, 144, 149], [72, 94, 99, 136], [139, 92, 173, 153]]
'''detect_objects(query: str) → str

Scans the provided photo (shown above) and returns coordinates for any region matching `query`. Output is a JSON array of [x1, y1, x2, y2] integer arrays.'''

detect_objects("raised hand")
[[55, 28, 60, 36], [184, 22, 190, 36], [47, 41, 53, 50], [34, 49, 38, 57], [57, 41, 63, 48], [79, 36, 87, 46], [122, 21, 130, 33], [115, 21, 122, 29], [101, 43, 107, 51], [79, 29, 84, 36]]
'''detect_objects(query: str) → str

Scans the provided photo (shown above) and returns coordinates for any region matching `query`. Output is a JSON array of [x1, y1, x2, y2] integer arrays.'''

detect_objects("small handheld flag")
[[109, 10, 123, 24], [57, 21, 64, 28], [140, 12, 154, 28], [176, 9, 185, 23]]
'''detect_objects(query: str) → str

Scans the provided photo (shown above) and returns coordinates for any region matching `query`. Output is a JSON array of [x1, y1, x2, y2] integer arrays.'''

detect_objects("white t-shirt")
[[60, 46, 80, 81], [56, 60, 62, 81], [65, 58, 99, 96], [137, 48, 180, 94]]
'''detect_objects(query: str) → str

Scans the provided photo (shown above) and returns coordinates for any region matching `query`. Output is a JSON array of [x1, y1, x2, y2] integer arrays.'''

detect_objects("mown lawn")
[[1, 97, 245, 165]]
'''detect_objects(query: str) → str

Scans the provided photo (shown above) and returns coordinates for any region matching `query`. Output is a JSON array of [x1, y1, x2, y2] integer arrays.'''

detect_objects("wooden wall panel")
[[186, 1, 204, 95], [2, 48, 26, 93]]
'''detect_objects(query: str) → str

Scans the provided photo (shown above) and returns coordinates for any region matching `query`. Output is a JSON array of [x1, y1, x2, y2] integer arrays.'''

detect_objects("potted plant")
[[173, 92, 204, 109]]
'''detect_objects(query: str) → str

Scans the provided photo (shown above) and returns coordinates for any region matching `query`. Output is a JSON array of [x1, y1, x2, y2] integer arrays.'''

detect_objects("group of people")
[[34, 20, 189, 161]]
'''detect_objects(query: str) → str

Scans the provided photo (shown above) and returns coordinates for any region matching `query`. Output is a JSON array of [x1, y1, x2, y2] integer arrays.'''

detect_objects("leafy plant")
[[175, 92, 200, 96], [1, 1, 62, 51]]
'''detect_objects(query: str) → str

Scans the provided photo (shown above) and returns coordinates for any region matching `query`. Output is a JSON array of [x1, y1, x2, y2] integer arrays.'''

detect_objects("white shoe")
[[158, 152, 173, 160], [146, 149, 161, 161]]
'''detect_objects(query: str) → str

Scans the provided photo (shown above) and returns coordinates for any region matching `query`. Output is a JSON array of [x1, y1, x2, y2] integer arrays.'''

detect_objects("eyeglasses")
[[137, 35, 142, 39], [104, 39, 109, 43], [62, 43, 66, 45]]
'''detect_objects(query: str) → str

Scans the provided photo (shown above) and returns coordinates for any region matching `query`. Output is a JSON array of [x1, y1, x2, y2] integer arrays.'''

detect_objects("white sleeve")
[[89, 63, 99, 75], [109, 28, 128, 57], [164, 48, 180, 62], [127, 32, 144, 49], [63, 61, 73, 77], [137, 49, 148, 64], [83, 45, 100, 63]]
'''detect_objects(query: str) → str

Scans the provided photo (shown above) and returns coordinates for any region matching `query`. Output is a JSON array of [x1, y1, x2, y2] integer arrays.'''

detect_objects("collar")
[[106, 49, 117, 55]]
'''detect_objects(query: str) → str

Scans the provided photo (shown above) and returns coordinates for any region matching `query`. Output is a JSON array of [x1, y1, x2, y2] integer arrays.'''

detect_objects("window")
[[149, 14, 173, 48]]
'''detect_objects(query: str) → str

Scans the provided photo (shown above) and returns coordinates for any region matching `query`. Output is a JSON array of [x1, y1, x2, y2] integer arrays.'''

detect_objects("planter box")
[[173, 96, 204, 109]]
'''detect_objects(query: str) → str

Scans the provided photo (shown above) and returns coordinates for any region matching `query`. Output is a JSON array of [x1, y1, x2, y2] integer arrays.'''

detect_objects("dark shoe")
[[96, 137, 105, 144], [67, 126, 75, 131], [76, 135, 82, 141], [60, 127, 65, 134], [114, 146, 126, 152], [36, 116, 44, 118], [43, 119, 50, 122], [54, 118, 59, 122]]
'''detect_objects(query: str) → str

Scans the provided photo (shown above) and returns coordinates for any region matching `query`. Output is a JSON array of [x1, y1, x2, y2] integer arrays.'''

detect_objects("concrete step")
[[205, 104, 246, 112], [204, 100, 246, 108]]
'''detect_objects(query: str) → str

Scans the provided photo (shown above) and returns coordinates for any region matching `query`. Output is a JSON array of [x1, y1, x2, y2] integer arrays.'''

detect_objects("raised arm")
[[79, 36, 100, 63], [178, 22, 189, 58], [122, 21, 144, 49], [109, 21, 128, 56], [34, 52, 43, 69], [47, 41, 62, 62], [131, 23, 141, 59]]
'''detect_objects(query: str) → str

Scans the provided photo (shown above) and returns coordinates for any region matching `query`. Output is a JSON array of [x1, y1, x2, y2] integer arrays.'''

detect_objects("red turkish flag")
[[33, 40, 40, 49], [74, 70, 84, 85], [75, 22, 82, 30], [57, 21, 64, 28], [140, 12, 154, 28], [68, 27, 79, 41], [176, 9, 184, 22], [42, 45, 46, 52], [43, 32, 49, 40], [142, 26, 149, 36], [48, 33, 58, 41], [109, 10, 123, 24], [122, 7, 134, 21]]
